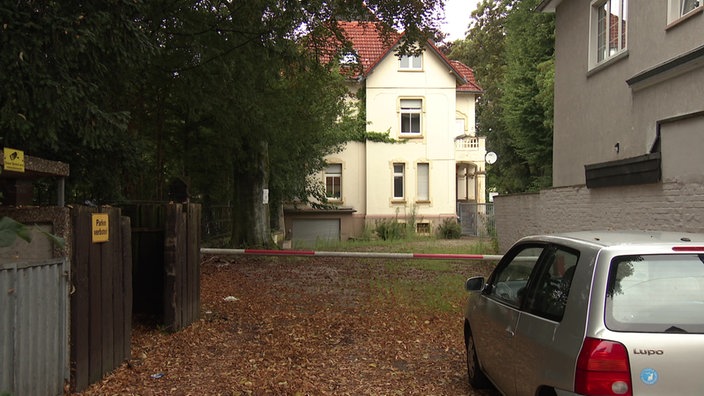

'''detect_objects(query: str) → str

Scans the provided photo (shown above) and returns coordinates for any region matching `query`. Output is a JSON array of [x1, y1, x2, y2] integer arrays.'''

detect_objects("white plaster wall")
[[318, 44, 485, 234], [456, 93, 477, 135], [325, 141, 366, 213], [362, 45, 460, 220]]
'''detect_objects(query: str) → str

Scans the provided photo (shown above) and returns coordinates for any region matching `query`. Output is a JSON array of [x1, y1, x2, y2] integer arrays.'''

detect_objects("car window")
[[488, 246, 544, 307], [523, 247, 579, 321], [606, 254, 704, 333]]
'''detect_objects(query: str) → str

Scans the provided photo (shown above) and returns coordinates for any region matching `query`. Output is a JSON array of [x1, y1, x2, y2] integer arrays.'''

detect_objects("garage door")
[[292, 219, 340, 245]]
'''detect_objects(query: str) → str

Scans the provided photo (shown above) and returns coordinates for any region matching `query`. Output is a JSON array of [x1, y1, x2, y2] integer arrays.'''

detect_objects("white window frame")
[[399, 98, 423, 136], [325, 163, 342, 200], [456, 118, 466, 135], [667, 0, 702, 24], [417, 162, 429, 201], [589, 0, 628, 69], [393, 163, 405, 200], [399, 54, 422, 70]]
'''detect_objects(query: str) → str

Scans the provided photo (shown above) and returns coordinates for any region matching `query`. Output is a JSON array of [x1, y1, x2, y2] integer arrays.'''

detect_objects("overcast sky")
[[441, 0, 481, 40]]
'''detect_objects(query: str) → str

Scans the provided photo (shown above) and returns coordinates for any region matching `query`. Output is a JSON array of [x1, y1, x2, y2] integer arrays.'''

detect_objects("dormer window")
[[399, 54, 422, 70], [340, 51, 358, 65]]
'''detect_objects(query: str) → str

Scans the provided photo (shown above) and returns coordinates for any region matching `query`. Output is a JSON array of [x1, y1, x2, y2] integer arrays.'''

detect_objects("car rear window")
[[605, 254, 704, 333]]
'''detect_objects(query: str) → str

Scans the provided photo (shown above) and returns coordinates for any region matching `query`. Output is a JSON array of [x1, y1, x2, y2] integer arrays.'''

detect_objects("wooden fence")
[[70, 206, 132, 392], [3, 203, 200, 393]]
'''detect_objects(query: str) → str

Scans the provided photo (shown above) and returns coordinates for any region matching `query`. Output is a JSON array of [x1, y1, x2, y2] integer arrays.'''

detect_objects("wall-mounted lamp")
[[614, 142, 620, 154]]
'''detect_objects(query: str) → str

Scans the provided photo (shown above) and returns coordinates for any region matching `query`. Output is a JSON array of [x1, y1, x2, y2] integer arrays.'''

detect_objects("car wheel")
[[466, 331, 490, 389]]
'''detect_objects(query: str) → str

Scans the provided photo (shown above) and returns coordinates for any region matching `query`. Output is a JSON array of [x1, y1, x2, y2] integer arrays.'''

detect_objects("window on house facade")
[[416, 222, 430, 234], [456, 118, 466, 135], [590, 0, 627, 67], [682, 0, 701, 14], [668, 0, 702, 23], [399, 54, 422, 70], [393, 163, 405, 199], [400, 99, 422, 136], [325, 163, 342, 199], [417, 163, 429, 201]]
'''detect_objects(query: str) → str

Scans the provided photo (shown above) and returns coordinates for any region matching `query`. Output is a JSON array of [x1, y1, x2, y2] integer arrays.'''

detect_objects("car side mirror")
[[465, 276, 485, 292]]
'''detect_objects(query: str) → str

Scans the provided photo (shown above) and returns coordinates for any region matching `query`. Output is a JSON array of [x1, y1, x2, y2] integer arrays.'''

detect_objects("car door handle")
[[505, 327, 515, 337]]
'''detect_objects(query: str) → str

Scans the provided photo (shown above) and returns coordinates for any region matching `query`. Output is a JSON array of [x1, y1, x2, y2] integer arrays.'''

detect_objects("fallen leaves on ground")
[[74, 253, 499, 396]]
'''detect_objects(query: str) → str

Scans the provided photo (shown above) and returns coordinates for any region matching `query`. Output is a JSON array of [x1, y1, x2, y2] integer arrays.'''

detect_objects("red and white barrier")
[[201, 248, 502, 261]]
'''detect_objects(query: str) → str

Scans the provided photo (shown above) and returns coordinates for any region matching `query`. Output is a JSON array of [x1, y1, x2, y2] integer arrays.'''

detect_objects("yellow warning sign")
[[92, 213, 109, 243], [3, 148, 25, 173]]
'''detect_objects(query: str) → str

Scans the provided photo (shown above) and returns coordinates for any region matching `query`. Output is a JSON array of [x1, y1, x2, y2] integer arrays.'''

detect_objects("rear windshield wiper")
[[664, 326, 688, 333]]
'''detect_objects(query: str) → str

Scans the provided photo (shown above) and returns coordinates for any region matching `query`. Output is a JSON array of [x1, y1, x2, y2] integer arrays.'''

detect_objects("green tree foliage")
[[133, 0, 442, 246], [0, 216, 31, 248], [130, 0, 446, 247], [501, 0, 554, 191], [0, 1, 153, 202], [449, 0, 523, 193], [449, 0, 554, 194], [2, 0, 445, 247], [0, 216, 65, 249]]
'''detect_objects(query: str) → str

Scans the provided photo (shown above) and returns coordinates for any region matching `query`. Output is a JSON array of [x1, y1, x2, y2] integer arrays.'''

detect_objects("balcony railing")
[[455, 136, 485, 150]]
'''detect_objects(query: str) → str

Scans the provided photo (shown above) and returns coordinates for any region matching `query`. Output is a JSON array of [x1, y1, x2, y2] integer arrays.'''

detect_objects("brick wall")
[[494, 181, 704, 252]]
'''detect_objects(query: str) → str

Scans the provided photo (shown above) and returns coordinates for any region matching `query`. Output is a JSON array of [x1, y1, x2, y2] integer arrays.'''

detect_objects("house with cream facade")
[[284, 22, 485, 244]]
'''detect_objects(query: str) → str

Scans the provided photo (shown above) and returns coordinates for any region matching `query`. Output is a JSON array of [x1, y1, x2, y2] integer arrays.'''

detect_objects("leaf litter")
[[73, 253, 499, 396]]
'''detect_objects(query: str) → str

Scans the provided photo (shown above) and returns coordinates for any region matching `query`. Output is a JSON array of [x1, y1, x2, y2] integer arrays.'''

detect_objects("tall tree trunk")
[[231, 139, 273, 248]]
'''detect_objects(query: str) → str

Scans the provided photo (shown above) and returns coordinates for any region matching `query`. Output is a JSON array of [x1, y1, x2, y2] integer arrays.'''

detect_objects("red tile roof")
[[450, 60, 482, 93], [335, 21, 482, 93], [337, 21, 401, 75]]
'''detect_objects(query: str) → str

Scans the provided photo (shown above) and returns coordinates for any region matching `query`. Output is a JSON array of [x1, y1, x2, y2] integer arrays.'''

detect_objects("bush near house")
[[374, 218, 409, 241], [438, 218, 462, 239]]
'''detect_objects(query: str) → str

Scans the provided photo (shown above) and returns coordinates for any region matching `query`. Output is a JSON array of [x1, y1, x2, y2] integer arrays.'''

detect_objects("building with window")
[[493, 0, 704, 251], [284, 22, 485, 244]]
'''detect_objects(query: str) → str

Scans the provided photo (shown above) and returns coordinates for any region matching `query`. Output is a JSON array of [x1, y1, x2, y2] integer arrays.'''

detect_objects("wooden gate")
[[70, 206, 132, 392], [123, 203, 201, 332]]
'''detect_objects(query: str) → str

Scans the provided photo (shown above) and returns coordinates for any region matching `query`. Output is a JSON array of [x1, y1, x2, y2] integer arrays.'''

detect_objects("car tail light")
[[672, 246, 704, 252], [575, 337, 632, 396]]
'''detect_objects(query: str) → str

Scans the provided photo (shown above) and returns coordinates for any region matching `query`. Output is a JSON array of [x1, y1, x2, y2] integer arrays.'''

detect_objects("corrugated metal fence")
[[0, 258, 69, 396]]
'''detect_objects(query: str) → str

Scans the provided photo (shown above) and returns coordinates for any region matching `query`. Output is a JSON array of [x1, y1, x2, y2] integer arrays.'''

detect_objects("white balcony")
[[455, 135, 486, 163]]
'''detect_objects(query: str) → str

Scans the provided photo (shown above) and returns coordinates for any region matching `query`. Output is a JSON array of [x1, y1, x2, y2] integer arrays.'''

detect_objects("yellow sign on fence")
[[91, 213, 109, 243], [3, 147, 25, 173]]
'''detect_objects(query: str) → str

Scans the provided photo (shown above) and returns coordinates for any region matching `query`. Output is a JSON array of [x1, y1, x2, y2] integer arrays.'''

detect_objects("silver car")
[[463, 231, 704, 396]]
